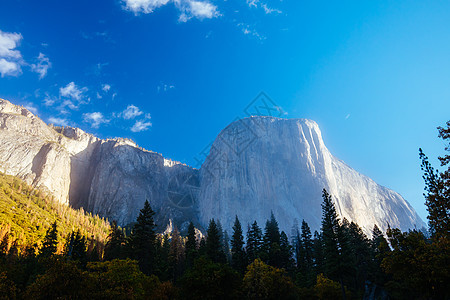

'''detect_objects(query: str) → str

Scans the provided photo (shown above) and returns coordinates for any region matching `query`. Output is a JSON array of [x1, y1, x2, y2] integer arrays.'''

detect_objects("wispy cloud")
[[60, 82, 88, 101], [121, 104, 143, 120], [157, 83, 175, 93], [83, 112, 108, 128], [246, 0, 281, 14], [237, 23, 266, 40], [131, 120, 152, 132], [0, 29, 24, 77], [102, 84, 111, 92], [48, 117, 69, 126], [31, 53, 51, 79], [122, 0, 219, 22], [345, 114, 351, 120]]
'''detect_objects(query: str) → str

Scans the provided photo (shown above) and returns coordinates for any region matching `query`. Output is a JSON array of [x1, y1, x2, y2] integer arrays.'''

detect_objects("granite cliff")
[[0, 98, 425, 234]]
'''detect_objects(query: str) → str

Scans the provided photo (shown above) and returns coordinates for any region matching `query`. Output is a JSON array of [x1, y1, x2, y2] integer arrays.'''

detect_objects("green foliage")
[[314, 273, 350, 300], [181, 256, 241, 300], [24, 258, 89, 299], [87, 258, 159, 299], [104, 220, 126, 261], [242, 258, 298, 300], [39, 221, 58, 258], [382, 228, 450, 299], [63, 229, 87, 262], [0, 172, 109, 254]]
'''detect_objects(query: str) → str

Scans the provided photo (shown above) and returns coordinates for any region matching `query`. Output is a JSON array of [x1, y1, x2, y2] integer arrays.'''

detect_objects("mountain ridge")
[[0, 98, 425, 234]]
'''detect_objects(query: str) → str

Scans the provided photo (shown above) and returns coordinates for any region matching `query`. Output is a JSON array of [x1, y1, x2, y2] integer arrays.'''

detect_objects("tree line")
[[0, 121, 449, 299]]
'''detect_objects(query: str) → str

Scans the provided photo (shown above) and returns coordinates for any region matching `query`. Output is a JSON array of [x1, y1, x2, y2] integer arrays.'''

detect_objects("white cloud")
[[48, 117, 69, 126], [31, 53, 51, 79], [43, 93, 57, 106], [122, 0, 219, 21], [102, 84, 111, 92], [96, 92, 102, 99], [83, 112, 108, 128], [60, 82, 88, 101], [121, 105, 143, 120], [178, 1, 219, 22], [131, 120, 152, 132], [0, 30, 23, 77], [124, 0, 170, 14]]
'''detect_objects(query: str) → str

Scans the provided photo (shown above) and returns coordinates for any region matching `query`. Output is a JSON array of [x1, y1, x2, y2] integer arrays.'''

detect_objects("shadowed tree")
[[185, 222, 198, 269], [231, 216, 246, 273], [40, 221, 58, 258], [128, 200, 156, 275], [104, 221, 126, 261], [246, 221, 263, 263], [206, 219, 226, 263]]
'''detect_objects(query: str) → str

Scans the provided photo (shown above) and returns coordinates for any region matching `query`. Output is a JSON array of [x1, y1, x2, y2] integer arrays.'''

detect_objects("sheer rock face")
[[0, 98, 424, 234], [0, 98, 199, 229], [198, 117, 425, 235]]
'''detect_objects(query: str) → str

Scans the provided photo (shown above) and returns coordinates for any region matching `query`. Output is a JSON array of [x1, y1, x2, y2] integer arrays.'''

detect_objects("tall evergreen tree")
[[128, 200, 156, 274], [40, 221, 58, 258], [185, 221, 198, 269], [64, 230, 87, 262], [206, 219, 226, 263], [231, 216, 246, 273], [263, 212, 282, 267], [296, 219, 315, 287], [104, 220, 126, 260], [246, 221, 263, 263], [320, 189, 348, 300]]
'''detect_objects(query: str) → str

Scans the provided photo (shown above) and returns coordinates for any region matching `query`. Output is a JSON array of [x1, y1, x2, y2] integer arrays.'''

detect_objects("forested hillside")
[[0, 172, 110, 254]]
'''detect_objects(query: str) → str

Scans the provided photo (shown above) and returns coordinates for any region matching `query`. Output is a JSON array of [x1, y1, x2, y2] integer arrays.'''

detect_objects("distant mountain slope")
[[0, 171, 110, 249], [0, 98, 199, 230]]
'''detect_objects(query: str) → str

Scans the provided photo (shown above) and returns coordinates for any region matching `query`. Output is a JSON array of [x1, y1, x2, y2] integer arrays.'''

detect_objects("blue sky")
[[1, 0, 449, 221]]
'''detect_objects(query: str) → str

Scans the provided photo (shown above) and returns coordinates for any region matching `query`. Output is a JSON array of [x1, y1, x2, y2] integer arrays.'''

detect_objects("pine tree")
[[206, 219, 226, 263], [40, 221, 58, 258], [297, 219, 314, 287], [320, 189, 347, 300], [104, 220, 126, 260], [185, 221, 198, 269], [263, 212, 281, 267], [419, 121, 450, 239], [246, 221, 263, 263], [231, 216, 246, 273], [128, 200, 156, 274], [64, 230, 87, 262]]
